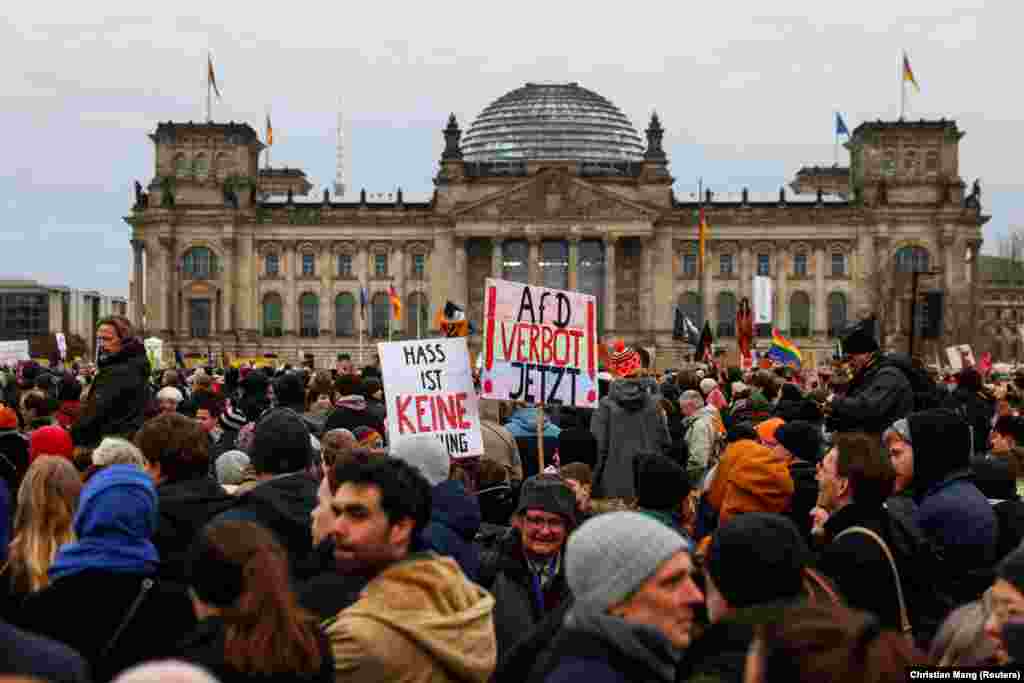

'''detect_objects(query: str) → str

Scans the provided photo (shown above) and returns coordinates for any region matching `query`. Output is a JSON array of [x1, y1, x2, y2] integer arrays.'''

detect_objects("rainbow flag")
[[766, 328, 802, 367], [902, 51, 920, 92]]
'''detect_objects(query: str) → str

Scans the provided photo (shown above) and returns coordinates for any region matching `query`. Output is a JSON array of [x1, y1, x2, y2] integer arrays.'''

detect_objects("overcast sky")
[[3, 1, 1019, 297]]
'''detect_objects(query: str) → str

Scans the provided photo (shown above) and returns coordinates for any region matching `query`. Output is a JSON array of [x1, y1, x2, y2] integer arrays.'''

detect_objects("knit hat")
[[567, 511, 689, 612], [699, 378, 718, 396], [906, 408, 972, 494], [705, 513, 809, 609], [390, 434, 450, 486], [30, 425, 74, 462], [515, 474, 577, 525], [249, 408, 313, 474], [840, 320, 879, 356], [997, 544, 1024, 594], [215, 450, 251, 486], [883, 418, 912, 445], [636, 452, 691, 511], [756, 418, 785, 443], [353, 426, 383, 449], [608, 340, 641, 379], [0, 406, 17, 429], [774, 420, 823, 464], [218, 403, 247, 432]]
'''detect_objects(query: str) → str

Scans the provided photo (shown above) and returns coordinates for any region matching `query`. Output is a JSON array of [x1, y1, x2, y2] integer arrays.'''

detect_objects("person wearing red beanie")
[[29, 426, 74, 463]]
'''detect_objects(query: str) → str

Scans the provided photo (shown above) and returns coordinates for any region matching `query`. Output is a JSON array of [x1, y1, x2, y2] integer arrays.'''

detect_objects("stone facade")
[[126, 103, 989, 370]]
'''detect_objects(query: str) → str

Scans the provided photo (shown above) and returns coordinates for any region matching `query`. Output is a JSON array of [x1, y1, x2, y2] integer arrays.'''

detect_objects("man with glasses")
[[478, 474, 576, 668]]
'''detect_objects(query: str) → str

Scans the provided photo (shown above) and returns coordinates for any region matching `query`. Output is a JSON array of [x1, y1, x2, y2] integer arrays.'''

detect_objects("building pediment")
[[452, 168, 658, 221]]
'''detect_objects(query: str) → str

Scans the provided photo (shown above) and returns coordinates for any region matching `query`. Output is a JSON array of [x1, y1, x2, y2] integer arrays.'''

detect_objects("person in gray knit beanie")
[[567, 511, 692, 614]]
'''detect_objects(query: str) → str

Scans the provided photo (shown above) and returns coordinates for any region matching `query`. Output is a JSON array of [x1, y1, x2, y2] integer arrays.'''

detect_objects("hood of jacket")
[[907, 408, 973, 496], [233, 472, 318, 556], [335, 553, 496, 682], [335, 394, 367, 412], [158, 477, 236, 539], [430, 480, 482, 541], [707, 439, 794, 525], [564, 606, 680, 682], [505, 407, 559, 436], [608, 379, 650, 412]]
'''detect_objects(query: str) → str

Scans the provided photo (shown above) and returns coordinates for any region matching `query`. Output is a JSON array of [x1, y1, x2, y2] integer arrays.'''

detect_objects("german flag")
[[388, 285, 402, 322]]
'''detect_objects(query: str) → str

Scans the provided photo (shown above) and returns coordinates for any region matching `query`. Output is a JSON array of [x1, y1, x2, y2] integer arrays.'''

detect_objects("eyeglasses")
[[524, 515, 566, 531]]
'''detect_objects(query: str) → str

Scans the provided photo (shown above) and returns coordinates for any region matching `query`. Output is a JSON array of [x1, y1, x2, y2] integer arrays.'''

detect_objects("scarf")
[[566, 606, 681, 682]]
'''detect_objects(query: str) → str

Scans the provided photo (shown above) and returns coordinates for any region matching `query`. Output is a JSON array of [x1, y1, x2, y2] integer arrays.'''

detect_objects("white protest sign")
[[0, 341, 30, 367], [378, 337, 483, 458], [55, 333, 67, 360], [479, 278, 598, 408], [753, 276, 773, 324], [144, 337, 164, 370]]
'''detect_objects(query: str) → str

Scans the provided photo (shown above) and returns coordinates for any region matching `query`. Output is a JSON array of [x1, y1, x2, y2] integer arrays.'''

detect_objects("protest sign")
[[479, 278, 598, 408], [144, 337, 163, 370], [55, 333, 67, 361], [378, 337, 483, 458], [0, 341, 30, 367]]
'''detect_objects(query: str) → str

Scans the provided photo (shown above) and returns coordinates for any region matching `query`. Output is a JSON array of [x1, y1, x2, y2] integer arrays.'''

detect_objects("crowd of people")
[[2, 313, 1024, 681]]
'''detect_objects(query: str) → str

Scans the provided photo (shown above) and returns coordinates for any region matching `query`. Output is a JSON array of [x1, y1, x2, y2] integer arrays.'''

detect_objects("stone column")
[[161, 236, 177, 336], [603, 236, 617, 332], [284, 240, 298, 335], [702, 242, 713, 326], [454, 237, 468, 311], [131, 239, 144, 330], [145, 237, 162, 332], [943, 228, 956, 292], [739, 243, 752, 304], [568, 238, 579, 291], [644, 237, 656, 334], [814, 241, 827, 334], [491, 238, 504, 279], [430, 232, 454, 333], [220, 235, 235, 335], [528, 237, 541, 285], [394, 242, 406, 334], [652, 229, 674, 338], [320, 241, 332, 335], [237, 234, 255, 335], [775, 243, 788, 331]]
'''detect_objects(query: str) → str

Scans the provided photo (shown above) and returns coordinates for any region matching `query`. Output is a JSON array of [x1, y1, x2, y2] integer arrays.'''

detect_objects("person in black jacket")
[[18, 464, 196, 682], [212, 408, 320, 581], [774, 420, 822, 541], [944, 367, 997, 458], [0, 617, 90, 683], [826, 321, 915, 436], [176, 520, 334, 683], [72, 316, 151, 448], [134, 413, 235, 584]]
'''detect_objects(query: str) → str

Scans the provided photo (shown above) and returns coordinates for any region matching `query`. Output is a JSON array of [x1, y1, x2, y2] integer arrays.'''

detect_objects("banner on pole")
[[753, 276, 773, 324], [0, 341, 30, 367], [479, 278, 598, 408], [378, 337, 483, 458], [946, 344, 975, 371]]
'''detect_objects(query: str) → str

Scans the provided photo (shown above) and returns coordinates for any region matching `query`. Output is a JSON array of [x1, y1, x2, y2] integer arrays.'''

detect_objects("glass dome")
[[461, 82, 645, 163]]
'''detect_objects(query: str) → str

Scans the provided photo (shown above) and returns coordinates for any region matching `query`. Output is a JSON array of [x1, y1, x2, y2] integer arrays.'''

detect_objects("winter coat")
[[326, 552, 496, 683], [505, 407, 561, 440], [18, 569, 196, 682], [0, 429, 30, 492], [917, 474, 997, 580], [153, 477, 236, 583], [213, 472, 320, 581], [421, 480, 482, 581], [72, 338, 151, 447], [530, 610, 679, 683], [786, 458, 819, 541], [818, 503, 905, 632], [175, 616, 335, 683], [55, 400, 82, 429], [677, 618, 754, 683], [829, 353, 915, 435], [681, 407, 717, 483], [591, 380, 671, 499], [558, 425, 599, 469], [477, 527, 572, 664], [505, 407, 561, 479], [0, 618, 90, 683]]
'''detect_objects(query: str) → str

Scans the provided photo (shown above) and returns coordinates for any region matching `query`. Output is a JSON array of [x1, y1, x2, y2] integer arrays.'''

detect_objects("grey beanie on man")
[[567, 511, 690, 613]]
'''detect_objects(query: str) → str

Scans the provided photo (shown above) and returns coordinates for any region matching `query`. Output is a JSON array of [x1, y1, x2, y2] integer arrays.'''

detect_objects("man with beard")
[[325, 458, 497, 683]]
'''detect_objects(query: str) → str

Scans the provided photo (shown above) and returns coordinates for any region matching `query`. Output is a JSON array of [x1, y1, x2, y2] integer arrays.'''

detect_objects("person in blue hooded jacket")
[[17, 464, 195, 681], [504, 405, 561, 479]]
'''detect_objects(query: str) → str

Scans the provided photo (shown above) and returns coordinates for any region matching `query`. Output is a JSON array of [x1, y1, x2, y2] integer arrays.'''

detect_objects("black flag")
[[696, 321, 714, 362]]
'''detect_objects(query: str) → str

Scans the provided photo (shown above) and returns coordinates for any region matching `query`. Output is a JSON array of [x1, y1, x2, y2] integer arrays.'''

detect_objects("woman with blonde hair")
[[0, 455, 82, 619]]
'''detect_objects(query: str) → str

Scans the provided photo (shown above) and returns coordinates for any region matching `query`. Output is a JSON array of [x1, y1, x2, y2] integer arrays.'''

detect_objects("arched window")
[[578, 240, 605, 334], [502, 240, 529, 284], [717, 292, 737, 338], [790, 292, 811, 338], [370, 292, 391, 338], [182, 247, 217, 279], [265, 253, 280, 276], [925, 150, 940, 173], [895, 246, 930, 273], [299, 293, 319, 338], [262, 293, 283, 337], [301, 252, 316, 277], [831, 251, 846, 277], [335, 293, 355, 337], [407, 292, 429, 338], [793, 252, 808, 277], [174, 153, 189, 177], [540, 240, 568, 290], [904, 149, 918, 174], [678, 292, 702, 330], [193, 154, 209, 180], [828, 292, 848, 337]]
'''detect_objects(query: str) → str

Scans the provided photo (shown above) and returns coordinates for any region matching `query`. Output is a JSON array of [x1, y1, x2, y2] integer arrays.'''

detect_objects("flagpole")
[[899, 53, 905, 121], [834, 114, 838, 165], [206, 52, 212, 123], [697, 176, 705, 363]]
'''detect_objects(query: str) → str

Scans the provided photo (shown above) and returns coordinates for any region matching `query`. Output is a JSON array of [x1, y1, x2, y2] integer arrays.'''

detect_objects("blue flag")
[[359, 286, 368, 320], [836, 112, 850, 137]]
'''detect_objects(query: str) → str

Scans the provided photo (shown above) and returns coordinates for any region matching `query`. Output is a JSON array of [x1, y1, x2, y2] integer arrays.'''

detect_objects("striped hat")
[[608, 340, 641, 379]]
